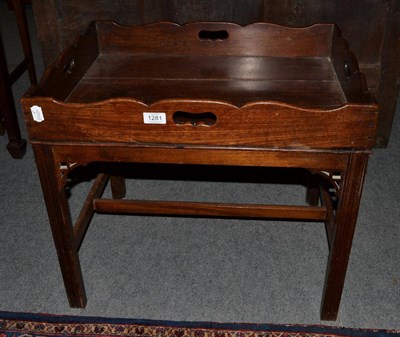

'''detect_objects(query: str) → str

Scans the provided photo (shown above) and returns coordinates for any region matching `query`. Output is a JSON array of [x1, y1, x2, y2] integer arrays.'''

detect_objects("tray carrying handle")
[[198, 29, 229, 41], [173, 111, 217, 127]]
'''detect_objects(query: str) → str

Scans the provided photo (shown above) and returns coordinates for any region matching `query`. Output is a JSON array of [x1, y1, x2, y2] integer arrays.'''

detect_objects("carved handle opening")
[[173, 111, 217, 127], [198, 30, 229, 41]]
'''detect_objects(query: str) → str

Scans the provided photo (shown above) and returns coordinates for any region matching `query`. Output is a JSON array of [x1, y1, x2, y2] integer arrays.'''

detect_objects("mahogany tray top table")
[[22, 22, 378, 320]]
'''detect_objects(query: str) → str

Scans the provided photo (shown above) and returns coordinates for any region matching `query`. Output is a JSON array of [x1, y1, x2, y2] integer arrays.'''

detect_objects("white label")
[[143, 112, 166, 124], [30, 105, 44, 122]]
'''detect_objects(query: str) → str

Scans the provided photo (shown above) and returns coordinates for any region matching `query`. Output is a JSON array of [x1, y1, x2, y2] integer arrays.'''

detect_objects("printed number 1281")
[[143, 112, 167, 124]]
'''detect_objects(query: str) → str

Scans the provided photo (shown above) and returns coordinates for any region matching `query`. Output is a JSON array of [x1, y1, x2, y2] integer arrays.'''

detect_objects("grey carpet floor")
[[0, 0, 399, 330]]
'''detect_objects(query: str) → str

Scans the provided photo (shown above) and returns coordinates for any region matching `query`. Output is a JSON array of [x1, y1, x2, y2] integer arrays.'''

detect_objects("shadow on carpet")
[[0, 311, 399, 337]]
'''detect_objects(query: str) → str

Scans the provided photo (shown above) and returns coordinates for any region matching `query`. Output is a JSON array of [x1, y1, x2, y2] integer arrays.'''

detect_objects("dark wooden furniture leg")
[[11, 0, 37, 86], [33, 144, 87, 308], [0, 35, 26, 158], [0, 0, 36, 158], [306, 173, 320, 206], [110, 176, 126, 199], [320, 153, 369, 320]]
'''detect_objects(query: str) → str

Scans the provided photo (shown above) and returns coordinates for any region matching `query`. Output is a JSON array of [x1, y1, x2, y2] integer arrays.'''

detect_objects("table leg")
[[306, 172, 320, 206], [110, 176, 126, 199], [33, 144, 87, 308], [320, 153, 369, 320]]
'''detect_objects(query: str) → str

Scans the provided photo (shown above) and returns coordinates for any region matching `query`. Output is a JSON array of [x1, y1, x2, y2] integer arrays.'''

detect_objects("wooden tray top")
[[22, 22, 377, 149]]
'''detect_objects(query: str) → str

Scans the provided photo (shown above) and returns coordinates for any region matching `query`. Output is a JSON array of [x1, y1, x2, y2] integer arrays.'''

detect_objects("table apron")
[[38, 143, 365, 171]]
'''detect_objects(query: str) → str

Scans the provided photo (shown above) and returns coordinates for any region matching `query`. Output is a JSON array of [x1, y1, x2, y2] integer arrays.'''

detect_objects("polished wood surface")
[[22, 21, 377, 321], [31, 0, 399, 147], [68, 54, 345, 107], [93, 199, 328, 221], [24, 22, 376, 150]]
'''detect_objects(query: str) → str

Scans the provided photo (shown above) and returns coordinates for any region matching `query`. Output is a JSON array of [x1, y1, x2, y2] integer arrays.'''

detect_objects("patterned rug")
[[0, 311, 399, 337]]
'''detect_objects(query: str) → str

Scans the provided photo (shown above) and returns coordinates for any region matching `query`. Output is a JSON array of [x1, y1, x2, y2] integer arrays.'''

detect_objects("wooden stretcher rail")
[[73, 173, 109, 250], [93, 199, 327, 221]]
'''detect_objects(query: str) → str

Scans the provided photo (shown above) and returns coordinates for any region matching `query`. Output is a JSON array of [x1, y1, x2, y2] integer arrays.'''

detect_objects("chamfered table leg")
[[320, 153, 369, 320], [33, 144, 87, 308]]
